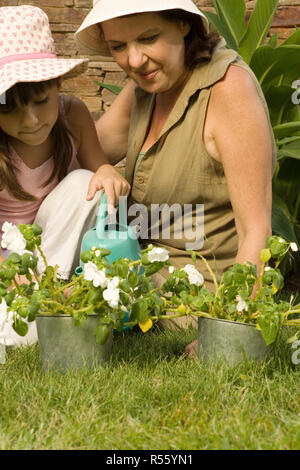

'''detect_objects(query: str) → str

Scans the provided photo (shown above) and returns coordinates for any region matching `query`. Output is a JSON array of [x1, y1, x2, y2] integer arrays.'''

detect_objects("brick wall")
[[1, 0, 300, 119]]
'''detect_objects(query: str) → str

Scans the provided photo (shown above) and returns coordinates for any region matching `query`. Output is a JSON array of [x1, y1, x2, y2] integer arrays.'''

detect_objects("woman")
[[75, 0, 277, 356]]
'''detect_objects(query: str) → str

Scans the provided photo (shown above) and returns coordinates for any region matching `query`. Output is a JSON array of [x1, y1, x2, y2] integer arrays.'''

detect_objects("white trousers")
[[1, 169, 103, 347]]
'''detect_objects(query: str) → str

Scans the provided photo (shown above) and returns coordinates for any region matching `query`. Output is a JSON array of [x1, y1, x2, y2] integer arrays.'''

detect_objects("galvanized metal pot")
[[36, 314, 113, 372], [198, 317, 272, 365]]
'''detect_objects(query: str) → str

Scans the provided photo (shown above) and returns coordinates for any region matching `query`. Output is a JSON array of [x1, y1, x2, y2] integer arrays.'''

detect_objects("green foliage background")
[[201, 0, 300, 274]]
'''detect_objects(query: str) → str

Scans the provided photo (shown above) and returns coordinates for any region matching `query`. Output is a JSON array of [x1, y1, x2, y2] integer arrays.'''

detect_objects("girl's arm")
[[208, 65, 273, 276], [65, 95, 130, 212], [95, 80, 136, 165]]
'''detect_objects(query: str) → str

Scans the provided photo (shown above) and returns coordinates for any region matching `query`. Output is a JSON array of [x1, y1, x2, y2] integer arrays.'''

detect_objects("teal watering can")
[[76, 194, 141, 331], [79, 193, 140, 263]]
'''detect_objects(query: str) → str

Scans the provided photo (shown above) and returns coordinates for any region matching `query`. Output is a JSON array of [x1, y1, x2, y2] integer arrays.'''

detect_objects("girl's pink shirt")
[[0, 95, 81, 238]]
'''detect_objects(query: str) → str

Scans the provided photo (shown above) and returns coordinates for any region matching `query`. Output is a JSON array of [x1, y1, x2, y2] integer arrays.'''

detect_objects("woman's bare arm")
[[95, 79, 136, 165], [208, 65, 273, 274]]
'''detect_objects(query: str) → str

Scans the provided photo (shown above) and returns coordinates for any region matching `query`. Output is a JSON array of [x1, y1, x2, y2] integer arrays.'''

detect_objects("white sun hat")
[[0, 5, 89, 98], [75, 0, 210, 57]]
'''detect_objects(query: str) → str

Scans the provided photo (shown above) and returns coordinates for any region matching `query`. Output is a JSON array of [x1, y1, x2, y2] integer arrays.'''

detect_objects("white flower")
[[168, 266, 175, 274], [83, 262, 108, 288], [57, 270, 68, 281], [264, 266, 271, 271], [0, 298, 9, 331], [95, 250, 101, 257], [93, 270, 108, 288], [148, 247, 169, 263], [107, 276, 120, 289], [0, 298, 14, 342], [290, 242, 298, 252], [83, 261, 97, 281], [36, 256, 46, 275], [103, 277, 120, 309], [1, 222, 26, 255], [181, 264, 204, 286], [235, 295, 248, 313]]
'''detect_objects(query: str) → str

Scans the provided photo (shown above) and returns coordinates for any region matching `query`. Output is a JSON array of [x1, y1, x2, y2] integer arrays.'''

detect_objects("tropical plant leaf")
[[272, 199, 298, 243], [279, 28, 300, 46], [273, 158, 300, 223], [95, 81, 123, 95], [267, 33, 278, 48], [201, 10, 237, 50], [277, 136, 300, 146], [238, 0, 279, 64], [262, 45, 300, 85], [272, 192, 293, 219], [213, 0, 246, 49], [265, 85, 297, 126], [249, 45, 277, 84], [280, 65, 300, 90], [277, 148, 300, 161], [282, 105, 300, 124], [273, 121, 300, 139], [281, 137, 300, 148]]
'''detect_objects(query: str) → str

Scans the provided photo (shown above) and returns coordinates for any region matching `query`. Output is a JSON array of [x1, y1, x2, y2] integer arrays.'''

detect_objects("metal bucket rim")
[[199, 316, 257, 328], [36, 313, 100, 318]]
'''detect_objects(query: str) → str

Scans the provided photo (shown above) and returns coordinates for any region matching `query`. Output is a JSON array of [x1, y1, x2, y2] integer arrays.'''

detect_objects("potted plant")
[[0, 222, 299, 370]]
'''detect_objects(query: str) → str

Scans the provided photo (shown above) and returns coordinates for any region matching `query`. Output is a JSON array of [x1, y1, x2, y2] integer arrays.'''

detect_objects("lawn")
[[0, 324, 299, 450]]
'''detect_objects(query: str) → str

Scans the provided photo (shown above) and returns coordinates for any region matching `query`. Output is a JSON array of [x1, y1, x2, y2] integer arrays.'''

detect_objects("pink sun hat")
[[0, 5, 89, 98]]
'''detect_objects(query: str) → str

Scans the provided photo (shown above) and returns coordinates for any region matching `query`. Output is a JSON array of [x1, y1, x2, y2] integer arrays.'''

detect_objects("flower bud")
[[177, 304, 187, 315], [260, 248, 271, 263]]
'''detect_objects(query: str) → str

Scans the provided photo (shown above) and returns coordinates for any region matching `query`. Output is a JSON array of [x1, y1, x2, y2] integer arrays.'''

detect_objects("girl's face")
[[0, 81, 60, 147], [101, 13, 191, 95]]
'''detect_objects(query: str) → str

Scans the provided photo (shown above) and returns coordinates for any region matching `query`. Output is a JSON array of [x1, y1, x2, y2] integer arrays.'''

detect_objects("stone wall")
[[1, 0, 300, 118]]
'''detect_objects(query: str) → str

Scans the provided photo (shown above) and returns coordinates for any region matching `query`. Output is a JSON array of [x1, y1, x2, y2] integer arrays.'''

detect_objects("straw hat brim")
[[0, 58, 88, 96], [75, 0, 210, 57]]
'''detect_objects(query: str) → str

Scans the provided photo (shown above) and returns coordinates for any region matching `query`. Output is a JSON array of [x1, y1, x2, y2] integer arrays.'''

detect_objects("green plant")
[[200, 0, 300, 265], [0, 222, 299, 348], [96, 81, 123, 95]]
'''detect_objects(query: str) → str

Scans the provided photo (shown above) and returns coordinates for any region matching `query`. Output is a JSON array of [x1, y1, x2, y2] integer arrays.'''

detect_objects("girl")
[[0, 5, 130, 346]]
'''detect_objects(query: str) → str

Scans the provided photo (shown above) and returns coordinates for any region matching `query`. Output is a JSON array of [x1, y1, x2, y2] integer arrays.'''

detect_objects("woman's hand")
[[86, 163, 130, 213]]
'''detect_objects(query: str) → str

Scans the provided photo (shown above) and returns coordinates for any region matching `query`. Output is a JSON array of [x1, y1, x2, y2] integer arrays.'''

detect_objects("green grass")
[[0, 325, 299, 450]]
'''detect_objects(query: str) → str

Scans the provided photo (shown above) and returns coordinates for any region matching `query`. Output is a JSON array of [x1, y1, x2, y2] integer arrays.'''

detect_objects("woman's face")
[[101, 13, 191, 95]]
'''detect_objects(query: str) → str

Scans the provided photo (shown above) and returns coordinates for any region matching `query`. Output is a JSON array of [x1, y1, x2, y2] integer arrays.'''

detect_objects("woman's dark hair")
[[0, 78, 73, 201], [158, 10, 220, 69]]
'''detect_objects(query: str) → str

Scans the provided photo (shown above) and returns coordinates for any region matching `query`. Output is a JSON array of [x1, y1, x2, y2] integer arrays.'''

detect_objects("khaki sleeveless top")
[[125, 38, 277, 287]]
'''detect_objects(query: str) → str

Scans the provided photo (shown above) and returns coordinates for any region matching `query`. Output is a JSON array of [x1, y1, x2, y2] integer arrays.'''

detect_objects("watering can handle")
[[96, 192, 108, 239], [96, 193, 128, 239]]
